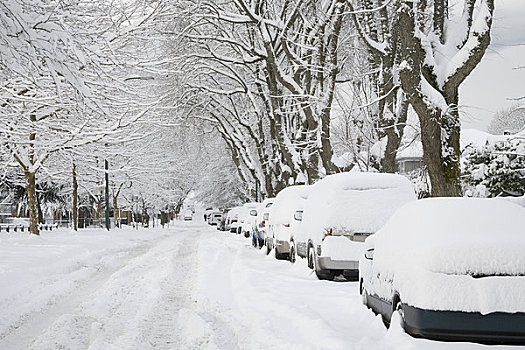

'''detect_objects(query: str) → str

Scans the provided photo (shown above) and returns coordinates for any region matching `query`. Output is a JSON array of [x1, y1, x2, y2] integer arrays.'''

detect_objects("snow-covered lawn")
[[0, 221, 521, 349]]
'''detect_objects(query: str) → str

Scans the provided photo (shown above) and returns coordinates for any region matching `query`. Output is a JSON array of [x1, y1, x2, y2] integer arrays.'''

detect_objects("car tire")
[[307, 246, 315, 270], [395, 300, 405, 327], [289, 242, 296, 263], [308, 247, 334, 280]]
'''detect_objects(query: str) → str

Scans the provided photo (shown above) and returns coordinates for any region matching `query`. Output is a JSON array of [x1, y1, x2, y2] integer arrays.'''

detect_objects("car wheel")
[[395, 301, 405, 326], [289, 242, 296, 263], [307, 246, 315, 269], [308, 247, 334, 280]]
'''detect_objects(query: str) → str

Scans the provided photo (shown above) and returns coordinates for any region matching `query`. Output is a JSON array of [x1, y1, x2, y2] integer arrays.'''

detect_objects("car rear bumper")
[[317, 257, 358, 271], [275, 240, 290, 254], [402, 304, 525, 345]]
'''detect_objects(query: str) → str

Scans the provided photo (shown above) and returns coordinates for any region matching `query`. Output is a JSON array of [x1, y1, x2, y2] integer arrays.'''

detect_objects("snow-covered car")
[[297, 172, 416, 280], [252, 198, 274, 249], [225, 206, 243, 233], [238, 202, 262, 238], [267, 185, 310, 262], [207, 211, 223, 226], [183, 211, 193, 221], [360, 198, 525, 343]]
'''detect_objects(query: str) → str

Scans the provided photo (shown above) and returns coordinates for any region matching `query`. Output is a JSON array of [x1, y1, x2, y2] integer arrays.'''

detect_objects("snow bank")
[[369, 198, 525, 313]]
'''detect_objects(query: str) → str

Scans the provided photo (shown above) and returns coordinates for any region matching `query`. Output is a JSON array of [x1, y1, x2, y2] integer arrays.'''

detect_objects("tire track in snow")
[[138, 228, 239, 350], [11, 225, 239, 350], [0, 236, 162, 350]]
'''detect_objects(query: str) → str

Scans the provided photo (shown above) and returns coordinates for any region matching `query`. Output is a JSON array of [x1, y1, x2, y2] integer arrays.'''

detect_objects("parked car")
[[267, 185, 310, 262], [225, 206, 243, 233], [207, 211, 223, 225], [360, 198, 525, 344], [238, 202, 262, 238], [252, 198, 274, 249], [297, 172, 416, 280], [218, 209, 230, 231]]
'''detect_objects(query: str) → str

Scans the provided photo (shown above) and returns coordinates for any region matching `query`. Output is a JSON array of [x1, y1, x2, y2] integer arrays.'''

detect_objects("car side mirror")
[[294, 210, 303, 221], [364, 248, 375, 260], [250, 210, 257, 216]]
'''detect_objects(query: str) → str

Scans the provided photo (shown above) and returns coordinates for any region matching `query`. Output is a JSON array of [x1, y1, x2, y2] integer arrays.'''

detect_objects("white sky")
[[460, 0, 525, 131]]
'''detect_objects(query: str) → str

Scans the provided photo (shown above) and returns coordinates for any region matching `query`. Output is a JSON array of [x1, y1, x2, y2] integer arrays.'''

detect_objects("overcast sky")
[[460, 0, 525, 132]]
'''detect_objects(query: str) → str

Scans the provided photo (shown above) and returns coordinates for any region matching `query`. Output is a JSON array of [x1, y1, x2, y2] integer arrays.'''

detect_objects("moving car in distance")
[[360, 198, 525, 344], [297, 172, 416, 280]]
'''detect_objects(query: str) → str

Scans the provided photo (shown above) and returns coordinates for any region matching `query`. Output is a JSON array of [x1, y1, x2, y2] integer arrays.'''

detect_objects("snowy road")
[[0, 221, 522, 349]]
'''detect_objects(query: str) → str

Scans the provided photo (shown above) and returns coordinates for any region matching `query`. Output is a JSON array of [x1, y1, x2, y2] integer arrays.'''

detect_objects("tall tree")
[[396, 0, 494, 196]]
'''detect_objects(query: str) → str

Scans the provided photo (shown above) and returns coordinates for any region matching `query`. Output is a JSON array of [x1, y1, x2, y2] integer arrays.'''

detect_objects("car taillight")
[[322, 228, 332, 241], [232, 219, 237, 223], [283, 224, 290, 228], [261, 220, 265, 228]]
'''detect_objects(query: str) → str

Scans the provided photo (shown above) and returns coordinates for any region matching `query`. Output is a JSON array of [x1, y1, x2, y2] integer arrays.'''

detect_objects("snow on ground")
[[0, 220, 522, 349]]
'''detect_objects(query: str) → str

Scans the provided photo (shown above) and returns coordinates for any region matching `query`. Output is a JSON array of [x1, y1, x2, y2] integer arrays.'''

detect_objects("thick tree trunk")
[[72, 163, 78, 231], [25, 171, 40, 235], [417, 108, 461, 196], [398, 2, 461, 197]]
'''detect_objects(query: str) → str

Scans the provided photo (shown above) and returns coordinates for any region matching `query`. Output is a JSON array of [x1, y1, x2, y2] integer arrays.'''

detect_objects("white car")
[[267, 185, 310, 262], [207, 211, 223, 225], [225, 206, 243, 233], [360, 198, 525, 343], [297, 172, 416, 280], [252, 198, 274, 249], [183, 211, 193, 221], [238, 202, 262, 238]]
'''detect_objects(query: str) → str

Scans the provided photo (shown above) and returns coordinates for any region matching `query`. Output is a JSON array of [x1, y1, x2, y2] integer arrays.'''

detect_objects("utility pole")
[[105, 159, 110, 230]]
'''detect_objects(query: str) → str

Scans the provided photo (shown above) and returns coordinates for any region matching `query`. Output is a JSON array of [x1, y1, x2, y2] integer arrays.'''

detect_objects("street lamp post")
[[105, 159, 110, 230]]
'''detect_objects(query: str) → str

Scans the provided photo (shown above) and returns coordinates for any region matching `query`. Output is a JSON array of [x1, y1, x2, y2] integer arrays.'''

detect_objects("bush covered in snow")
[[463, 136, 525, 197]]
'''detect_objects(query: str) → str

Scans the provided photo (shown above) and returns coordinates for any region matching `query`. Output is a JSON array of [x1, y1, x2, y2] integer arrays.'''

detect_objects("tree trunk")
[[25, 171, 40, 235], [380, 97, 409, 173], [397, 2, 461, 196], [113, 195, 118, 227], [72, 163, 78, 231]]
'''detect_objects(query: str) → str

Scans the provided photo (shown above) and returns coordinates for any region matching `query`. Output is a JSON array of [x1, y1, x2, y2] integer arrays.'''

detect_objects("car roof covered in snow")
[[303, 172, 416, 236], [372, 198, 525, 275], [269, 185, 310, 225]]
